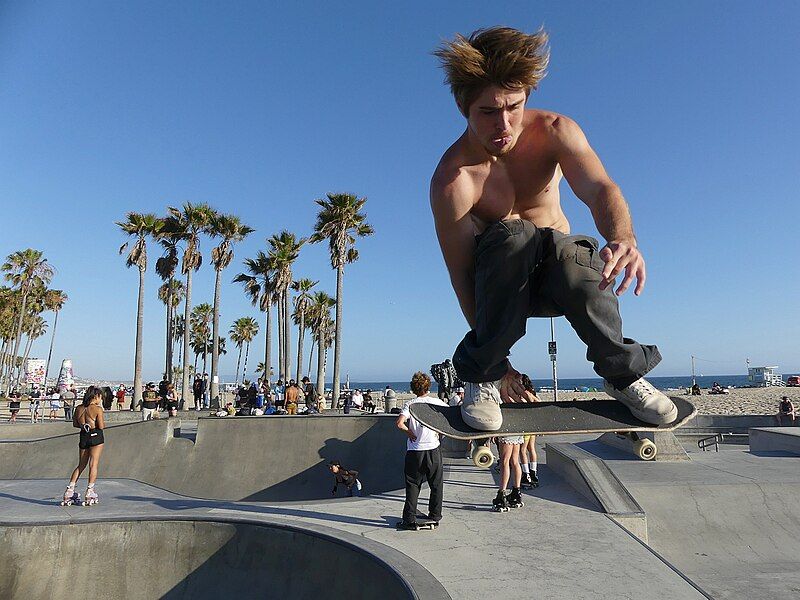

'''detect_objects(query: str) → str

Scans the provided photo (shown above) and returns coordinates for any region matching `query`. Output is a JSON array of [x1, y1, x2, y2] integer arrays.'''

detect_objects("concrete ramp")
[[0, 519, 449, 600], [0, 415, 406, 501]]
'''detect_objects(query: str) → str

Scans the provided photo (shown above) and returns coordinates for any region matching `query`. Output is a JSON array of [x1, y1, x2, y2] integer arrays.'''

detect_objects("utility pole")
[[691, 355, 696, 387], [549, 318, 558, 402]]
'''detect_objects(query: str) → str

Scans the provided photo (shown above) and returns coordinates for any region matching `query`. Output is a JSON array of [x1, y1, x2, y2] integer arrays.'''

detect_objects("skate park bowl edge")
[[0, 516, 450, 600], [0, 415, 406, 501]]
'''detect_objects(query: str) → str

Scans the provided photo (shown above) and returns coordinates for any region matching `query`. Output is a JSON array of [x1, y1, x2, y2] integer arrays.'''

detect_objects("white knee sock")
[[521, 463, 530, 474], [531, 461, 538, 473]]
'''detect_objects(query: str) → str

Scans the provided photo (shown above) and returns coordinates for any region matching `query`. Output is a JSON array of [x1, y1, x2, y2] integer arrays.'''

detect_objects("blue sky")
[[1, 1, 798, 383]]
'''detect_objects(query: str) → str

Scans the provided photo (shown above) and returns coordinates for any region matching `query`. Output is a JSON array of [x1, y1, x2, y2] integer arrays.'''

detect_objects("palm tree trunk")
[[307, 336, 314, 380], [316, 334, 325, 402], [10, 287, 29, 389], [164, 283, 172, 380], [20, 335, 34, 380], [235, 345, 242, 384], [133, 267, 145, 409], [264, 302, 272, 385], [277, 298, 284, 381], [181, 270, 193, 407], [43, 310, 59, 390], [284, 291, 291, 382], [332, 263, 344, 408], [295, 311, 304, 383], [210, 267, 222, 405], [242, 341, 251, 383]]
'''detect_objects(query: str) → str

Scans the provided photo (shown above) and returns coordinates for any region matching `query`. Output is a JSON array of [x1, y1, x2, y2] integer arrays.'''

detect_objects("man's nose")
[[497, 110, 511, 131]]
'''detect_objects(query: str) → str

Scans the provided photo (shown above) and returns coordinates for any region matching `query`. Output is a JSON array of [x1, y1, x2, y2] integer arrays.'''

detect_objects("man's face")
[[464, 86, 528, 157]]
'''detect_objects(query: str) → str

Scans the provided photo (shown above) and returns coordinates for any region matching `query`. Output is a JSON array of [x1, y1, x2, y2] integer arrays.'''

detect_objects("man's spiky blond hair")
[[434, 26, 550, 115]]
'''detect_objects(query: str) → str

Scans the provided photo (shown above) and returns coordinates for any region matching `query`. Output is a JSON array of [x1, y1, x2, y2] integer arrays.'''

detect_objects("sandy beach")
[[396, 386, 800, 416]]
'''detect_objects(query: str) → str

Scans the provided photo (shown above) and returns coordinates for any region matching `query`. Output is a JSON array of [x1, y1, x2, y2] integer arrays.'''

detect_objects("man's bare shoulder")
[[524, 109, 586, 150], [430, 139, 477, 208]]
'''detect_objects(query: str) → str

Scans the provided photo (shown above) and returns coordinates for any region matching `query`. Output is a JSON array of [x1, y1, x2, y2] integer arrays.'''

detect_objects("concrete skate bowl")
[[0, 415, 406, 501], [0, 518, 450, 600]]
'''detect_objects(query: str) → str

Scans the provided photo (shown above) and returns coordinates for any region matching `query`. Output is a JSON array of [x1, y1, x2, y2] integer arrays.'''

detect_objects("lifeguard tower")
[[747, 365, 784, 387]]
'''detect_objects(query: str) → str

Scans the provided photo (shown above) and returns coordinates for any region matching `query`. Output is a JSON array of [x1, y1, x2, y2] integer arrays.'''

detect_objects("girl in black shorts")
[[61, 386, 106, 506]]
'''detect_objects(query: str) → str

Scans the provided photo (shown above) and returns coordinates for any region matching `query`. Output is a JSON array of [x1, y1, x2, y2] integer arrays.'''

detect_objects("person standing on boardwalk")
[[395, 372, 447, 529], [61, 386, 105, 506], [430, 27, 677, 433]]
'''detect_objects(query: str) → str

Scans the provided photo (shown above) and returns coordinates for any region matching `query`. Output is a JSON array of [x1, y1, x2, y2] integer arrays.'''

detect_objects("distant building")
[[747, 366, 783, 387]]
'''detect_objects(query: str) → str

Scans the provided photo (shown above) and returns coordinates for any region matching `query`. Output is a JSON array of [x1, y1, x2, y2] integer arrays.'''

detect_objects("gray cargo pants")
[[453, 219, 661, 390]]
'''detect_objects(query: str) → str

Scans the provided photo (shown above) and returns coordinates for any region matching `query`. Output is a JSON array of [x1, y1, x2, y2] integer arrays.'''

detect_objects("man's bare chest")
[[470, 161, 561, 224]]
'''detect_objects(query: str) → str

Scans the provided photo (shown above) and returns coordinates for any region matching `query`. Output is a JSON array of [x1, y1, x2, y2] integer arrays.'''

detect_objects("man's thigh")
[[530, 231, 607, 317]]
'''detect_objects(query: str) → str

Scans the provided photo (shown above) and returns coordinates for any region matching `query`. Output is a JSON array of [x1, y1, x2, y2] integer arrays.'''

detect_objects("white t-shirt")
[[401, 395, 448, 451]]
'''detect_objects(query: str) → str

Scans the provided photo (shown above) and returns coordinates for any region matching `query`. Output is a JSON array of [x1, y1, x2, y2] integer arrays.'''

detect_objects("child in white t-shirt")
[[395, 371, 448, 529]]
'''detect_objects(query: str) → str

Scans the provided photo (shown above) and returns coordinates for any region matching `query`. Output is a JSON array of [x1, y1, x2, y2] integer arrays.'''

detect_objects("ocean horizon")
[[69, 374, 794, 393]]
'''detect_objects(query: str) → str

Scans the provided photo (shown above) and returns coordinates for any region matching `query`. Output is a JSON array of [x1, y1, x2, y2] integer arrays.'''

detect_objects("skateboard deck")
[[409, 397, 696, 440]]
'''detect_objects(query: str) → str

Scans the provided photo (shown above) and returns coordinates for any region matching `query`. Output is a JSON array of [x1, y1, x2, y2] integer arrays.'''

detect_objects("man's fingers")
[[634, 263, 646, 296], [615, 265, 636, 296]]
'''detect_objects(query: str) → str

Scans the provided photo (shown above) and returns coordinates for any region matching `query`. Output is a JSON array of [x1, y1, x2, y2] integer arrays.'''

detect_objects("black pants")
[[403, 448, 443, 524], [453, 220, 661, 390]]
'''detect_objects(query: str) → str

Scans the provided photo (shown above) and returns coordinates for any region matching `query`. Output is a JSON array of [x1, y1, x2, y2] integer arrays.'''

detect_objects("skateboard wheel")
[[634, 439, 657, 461], [473, 446, 495, 469]]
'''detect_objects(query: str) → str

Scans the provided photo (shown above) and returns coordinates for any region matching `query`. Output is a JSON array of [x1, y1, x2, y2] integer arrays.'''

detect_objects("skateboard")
[[396, 520, 438, 531], [410, 397, 696, 468]]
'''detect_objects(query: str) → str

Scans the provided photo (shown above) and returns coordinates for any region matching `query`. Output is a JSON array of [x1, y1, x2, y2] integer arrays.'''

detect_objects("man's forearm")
[[590, 185, 636, 244]]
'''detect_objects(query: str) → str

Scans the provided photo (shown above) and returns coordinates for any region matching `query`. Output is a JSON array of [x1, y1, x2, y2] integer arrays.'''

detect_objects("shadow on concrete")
[[115, 495, 390, 528]]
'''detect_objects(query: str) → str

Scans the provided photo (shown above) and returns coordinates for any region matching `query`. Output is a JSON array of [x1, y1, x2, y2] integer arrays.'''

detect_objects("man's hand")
[[406, 430, 417, 443], [599, 240, 646, 296], [499, 365, 537, 403]]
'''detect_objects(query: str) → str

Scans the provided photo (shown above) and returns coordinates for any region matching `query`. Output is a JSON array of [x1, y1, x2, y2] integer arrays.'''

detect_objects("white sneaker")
[[603, 378, 678, 425], [461, 381, 503, 431]]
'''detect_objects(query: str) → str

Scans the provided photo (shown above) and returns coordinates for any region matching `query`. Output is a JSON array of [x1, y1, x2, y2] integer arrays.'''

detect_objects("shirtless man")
[[430, 27, 677, 431]]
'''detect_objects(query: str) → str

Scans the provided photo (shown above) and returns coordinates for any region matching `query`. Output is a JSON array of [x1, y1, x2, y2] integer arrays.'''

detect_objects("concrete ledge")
[[749, 427, 800, 454], [684, 414, 781, 433], [545, 442, 647, 542]]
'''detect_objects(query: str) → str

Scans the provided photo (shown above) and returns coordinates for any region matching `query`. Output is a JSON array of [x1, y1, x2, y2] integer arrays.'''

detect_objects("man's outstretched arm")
[[430, 173, 478, 328], [550, 115, 646, 296]]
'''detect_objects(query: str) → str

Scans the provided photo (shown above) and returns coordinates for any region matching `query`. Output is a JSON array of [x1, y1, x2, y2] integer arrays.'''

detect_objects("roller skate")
[[492, 489, 509, 513], [507, 487, 524, 509], [82, 484, 99, 506], [60, 484, 80, 506], [530, 471, 540, 488], [521, 472, 533, 489]]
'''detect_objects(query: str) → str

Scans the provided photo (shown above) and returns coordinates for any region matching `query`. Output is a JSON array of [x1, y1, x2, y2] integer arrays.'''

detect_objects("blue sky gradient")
[[1, 1, 798, 382]]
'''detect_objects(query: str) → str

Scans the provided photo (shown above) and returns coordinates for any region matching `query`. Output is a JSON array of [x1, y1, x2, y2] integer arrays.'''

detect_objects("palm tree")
[[291, 278, 317, 383], [42, 289, 68, 390], [1, 249, 54, 391], [229, 321, 245, 384], [157, 278, 185, 380], [190, 302, 214, 376], [117, 214, 162, 408], [238, 317, 259, 384], [164, 203, 214, 405], [307, 291, 335, 401], [172, 313, 185, 374], [309, 193, 373, 407], [267, 231, 306, 381], [19, 313, 47, 375], [233, 252, 277, 386], [207, 213, 254, 406], [155, 230, 181, 380]]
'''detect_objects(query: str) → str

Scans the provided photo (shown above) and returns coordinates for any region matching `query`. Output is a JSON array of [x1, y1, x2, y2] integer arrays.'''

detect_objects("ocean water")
[[346, 374, 777, 394]]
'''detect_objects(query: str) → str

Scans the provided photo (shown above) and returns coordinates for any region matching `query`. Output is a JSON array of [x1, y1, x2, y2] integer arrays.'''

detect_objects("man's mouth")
[[491, 135, 512, 148]]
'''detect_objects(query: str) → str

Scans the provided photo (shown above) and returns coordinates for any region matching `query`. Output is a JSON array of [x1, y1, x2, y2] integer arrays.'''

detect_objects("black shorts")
[[79, 428, 105, 449]]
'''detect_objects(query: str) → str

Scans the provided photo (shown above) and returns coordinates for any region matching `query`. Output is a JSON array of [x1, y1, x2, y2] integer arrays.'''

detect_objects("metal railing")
[[698, 433, 724, 452]]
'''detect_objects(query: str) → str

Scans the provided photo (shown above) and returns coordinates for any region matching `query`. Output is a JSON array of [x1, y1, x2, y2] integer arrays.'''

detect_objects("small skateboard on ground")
[[410, 398, 696, 467], [395, 520, 438, 531]]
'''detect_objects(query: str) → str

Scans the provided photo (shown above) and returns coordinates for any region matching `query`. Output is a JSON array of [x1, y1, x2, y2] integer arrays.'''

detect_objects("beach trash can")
[[384, 390, 397, 413]]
